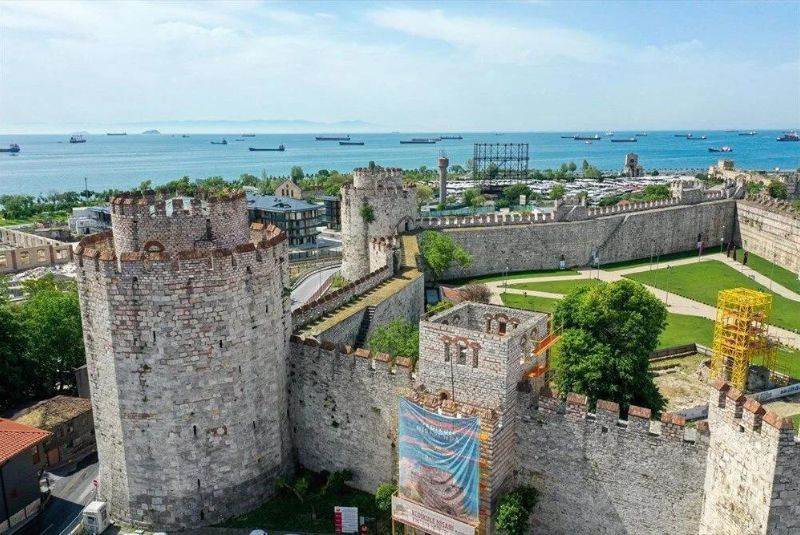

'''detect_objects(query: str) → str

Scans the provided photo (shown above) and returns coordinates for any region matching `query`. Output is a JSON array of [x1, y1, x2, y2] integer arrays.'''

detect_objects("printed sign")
[[392, 495, 475, 535], [398, 398, 480, 526], [334, 506, 359, 534]]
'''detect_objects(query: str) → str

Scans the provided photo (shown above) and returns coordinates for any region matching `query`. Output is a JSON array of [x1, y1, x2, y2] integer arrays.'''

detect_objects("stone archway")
[[396, 216, 415, 234]]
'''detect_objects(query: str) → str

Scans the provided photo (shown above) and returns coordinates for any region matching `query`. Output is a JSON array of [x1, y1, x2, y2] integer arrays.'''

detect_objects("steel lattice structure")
[[471, 143, 529, 185], [710, 288, 777, 391]]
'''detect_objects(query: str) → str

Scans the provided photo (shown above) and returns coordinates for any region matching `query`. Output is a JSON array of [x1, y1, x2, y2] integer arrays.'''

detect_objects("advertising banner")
[[392, 495, 475, 535], [397, 398, 480, 527]]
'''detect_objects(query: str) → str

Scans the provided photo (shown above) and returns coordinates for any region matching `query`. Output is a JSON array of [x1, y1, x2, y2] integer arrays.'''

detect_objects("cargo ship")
[[708, 146, 733, 153], [69, 135, 86, 143], [574, 134, 601, 140], [249, 145, 285, 151], [242, 134, 256, 137], [339, 141, 364, 146], [316, 135, 350, 141], [611, 138, 637, 143], [400, 138, 437, 144], [439, 135, 463, 140], [738, 131, 757, 136], [106, 132, 127, 136], [0, 143, 20, 153], [211, 139, 228, 145]]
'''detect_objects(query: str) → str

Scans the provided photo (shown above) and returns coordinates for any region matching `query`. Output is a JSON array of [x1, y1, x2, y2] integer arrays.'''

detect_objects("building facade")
[[0, 419, 50, 534], [14, 396, 94, 468], [247, 194, 320, 247], [319, 195, 342, 230], [76, 190, 292, 529]]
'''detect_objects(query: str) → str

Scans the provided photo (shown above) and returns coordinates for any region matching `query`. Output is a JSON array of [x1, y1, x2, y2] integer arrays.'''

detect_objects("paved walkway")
[[482, 257, 800, 350]]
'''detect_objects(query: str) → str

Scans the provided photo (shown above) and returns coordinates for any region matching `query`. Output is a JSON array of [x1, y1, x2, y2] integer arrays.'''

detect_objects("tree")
[[137, 179, 152, 191], [503, 184, 531, 206], [767, 180, 788, 200], [486, 163, 500, 182], [239, 173, 259, 187], [746, 182, 763, 195], [650, 169, 660, 176], [552, 280, 667, 414], [460, 283, 491, 304], [291, 166, 305, 182], [416, 183, 434, 204], [375, 484, 397, 512], [494, 486, 539, 535], [0, 300, 25, 410], [582, 159, 590, 171], [568, 161, 577, 173], [463, 188, 483, 208], [550, 184, 566, 200], [419, 230, 472, 280], [367, 320, 419, 364]]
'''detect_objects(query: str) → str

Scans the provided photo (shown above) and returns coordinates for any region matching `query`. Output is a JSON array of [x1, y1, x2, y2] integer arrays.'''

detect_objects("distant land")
[[4, 118, 381, 135]]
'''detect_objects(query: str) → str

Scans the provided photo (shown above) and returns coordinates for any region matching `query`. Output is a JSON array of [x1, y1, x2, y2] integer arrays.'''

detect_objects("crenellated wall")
[[736, 197, 800, 274], [518, 388, 710, 535]]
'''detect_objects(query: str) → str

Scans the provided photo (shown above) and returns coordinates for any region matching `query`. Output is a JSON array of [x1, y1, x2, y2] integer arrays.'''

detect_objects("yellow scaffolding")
[[710, 288, 776, 391]]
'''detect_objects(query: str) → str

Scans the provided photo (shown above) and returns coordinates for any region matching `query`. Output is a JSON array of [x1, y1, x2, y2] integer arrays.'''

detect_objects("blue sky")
[[1, 0, 798, 132]]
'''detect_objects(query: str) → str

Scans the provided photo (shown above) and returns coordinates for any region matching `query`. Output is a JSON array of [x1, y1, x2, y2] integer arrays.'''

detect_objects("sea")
[[0, 131, 798, 195]]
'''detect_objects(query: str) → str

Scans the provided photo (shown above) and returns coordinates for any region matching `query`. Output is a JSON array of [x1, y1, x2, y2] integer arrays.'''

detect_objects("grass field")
[[507, 278, 605, 294], [659, 314, 715, 348], [602, 248, 712, 271], [500, 293, 560, 314], [746, 253, 800, 294], [625, 260, 800, 332], [447, 268, 578, 285]]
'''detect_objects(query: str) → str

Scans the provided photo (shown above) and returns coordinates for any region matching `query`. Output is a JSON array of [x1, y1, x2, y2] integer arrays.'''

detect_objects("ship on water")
[[0, 143, 20, 153], [708, 146, 733, 153], [315, 135, 350, 141], [635, 132, 648, 137], [106, 132, 127, 136], [777, 131, 799, 142], [738, 131, 757, 136], [339, 141, 364, 146], [69, 135, 86, 143], [439, 135, 463, 140], [249, 145, 285, 151], [242, 134, 256, 137], [400, 138, 437, 144], [611, 138, 637, 143], [574, 134, 601, 141], [211, 139, 228, 145]]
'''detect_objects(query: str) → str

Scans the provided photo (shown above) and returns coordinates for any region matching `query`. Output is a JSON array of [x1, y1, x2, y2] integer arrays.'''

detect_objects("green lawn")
[[219, 471, 386, 531], [659, 314, 715, 348], [603, 248, 713, 271], [447, 268, 578, 285], [500, 293, 560, 314], [746, 253, 800, 294], [507, 278, 605, 294], [625, 260, 800, 332]]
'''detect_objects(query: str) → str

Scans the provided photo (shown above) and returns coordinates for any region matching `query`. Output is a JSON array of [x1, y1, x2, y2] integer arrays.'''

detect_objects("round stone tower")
[[340, 166, 418, 281], [76, 189, 291, 530]]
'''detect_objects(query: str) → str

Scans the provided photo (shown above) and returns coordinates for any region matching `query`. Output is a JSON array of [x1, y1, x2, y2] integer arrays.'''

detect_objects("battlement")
[[742, 194, 800, 219], [75, 223, 286, 276], [537, 387, 708, 444], [289, 334, 413, 374], [109, 189, 250, 253], [292, 265, 392, 327], [351, 167, 408, 189], [371, 236, 398, 252], [405, 389, 498, 423], [709, 379, 798, 443]]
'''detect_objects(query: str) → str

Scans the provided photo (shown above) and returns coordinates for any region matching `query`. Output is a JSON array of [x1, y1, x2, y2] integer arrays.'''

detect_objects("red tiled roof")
[[0, 418, 52, 465]]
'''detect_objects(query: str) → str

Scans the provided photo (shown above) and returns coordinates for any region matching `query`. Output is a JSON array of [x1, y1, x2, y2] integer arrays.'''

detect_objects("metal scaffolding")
[[471, 143, 529, 185], [710, 288, 776, 391]]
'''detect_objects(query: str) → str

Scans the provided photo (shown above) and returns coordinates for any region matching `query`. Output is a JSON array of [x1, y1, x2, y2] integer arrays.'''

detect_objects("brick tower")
[[340, 166, 417, 281], [76, 190, 291, 530]]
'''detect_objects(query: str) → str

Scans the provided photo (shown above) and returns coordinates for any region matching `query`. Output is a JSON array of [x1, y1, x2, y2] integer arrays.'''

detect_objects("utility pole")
[[665, 265, 672, 307]]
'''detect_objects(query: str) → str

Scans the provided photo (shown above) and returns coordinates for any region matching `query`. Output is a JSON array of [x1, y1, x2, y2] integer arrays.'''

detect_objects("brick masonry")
[[736, 197, 800, 274]]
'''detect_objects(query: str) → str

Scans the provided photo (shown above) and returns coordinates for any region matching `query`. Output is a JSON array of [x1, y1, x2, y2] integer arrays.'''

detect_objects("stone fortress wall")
[[340, 167, 417, 281], [76, 190, 292, 530], [0, 226, 74, 273], [736, 196, 800, 274]]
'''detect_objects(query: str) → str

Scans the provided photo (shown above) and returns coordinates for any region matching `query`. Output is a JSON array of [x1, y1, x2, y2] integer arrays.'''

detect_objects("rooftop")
[[0, 418, 51, 465], [14, 395, 92, 431], [247, 194, 319, 212]]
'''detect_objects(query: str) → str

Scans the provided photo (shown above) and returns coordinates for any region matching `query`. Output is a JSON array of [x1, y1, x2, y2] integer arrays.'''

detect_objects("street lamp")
[[720, 224, 726, 254], [665, 265, 673, 307]]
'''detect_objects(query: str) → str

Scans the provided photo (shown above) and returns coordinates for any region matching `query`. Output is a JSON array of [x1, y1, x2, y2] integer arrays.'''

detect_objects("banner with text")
[[398, 398, 480, 527]]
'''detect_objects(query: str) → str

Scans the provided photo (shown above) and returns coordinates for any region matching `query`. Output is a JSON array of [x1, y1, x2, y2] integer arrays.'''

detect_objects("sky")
[[1, 0, 799, 133]]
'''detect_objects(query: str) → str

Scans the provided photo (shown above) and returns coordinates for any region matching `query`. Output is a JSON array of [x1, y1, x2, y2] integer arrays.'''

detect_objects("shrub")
[[494, 486, 539, 535], [367, 320, 419, 364], [419, 230, 472, 280], [375, 483, 397, 512], [426, 299, 455, 316], [460, 283, 491, 304], [360, 203, 375, 223]]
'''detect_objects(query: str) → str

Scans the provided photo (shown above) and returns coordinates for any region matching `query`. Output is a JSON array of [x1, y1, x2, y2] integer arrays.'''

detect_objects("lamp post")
[[720, 224, 726, 254], [665, 265, 673, 307]]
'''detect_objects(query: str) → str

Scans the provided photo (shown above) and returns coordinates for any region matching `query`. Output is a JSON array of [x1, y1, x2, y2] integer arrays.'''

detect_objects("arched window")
[[444, 343, 450, 362], [457, 345, 467, 365]]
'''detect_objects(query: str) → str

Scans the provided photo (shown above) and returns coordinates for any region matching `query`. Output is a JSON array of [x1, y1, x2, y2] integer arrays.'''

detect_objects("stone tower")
[[438, 153, 449, 205], [340, 166, 417, 281], [76, 190, 291, 530]]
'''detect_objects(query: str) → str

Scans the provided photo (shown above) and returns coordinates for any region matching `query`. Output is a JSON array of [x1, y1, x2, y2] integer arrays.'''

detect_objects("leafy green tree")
[[568, 161, 577, 173], [137, 179, 153, 191], [552, 280, 667, 414], [486, 163, 500, 182], [582, 159, 590, 171], [767, 180, 788, 200], [239, 173, 259, 187], [416, 183, 434, 204], [503, 184, 531, 205], [494, 486, 539, 535], [291, 166, 305, 182], [0, 294, 26, 410], [550, 184, 566, 200], [629, 184, 671, 202], [419, 230, 472, 280], [650, 169, 660, 176], [375, 484, 397, 512], [463, 188, 482, 207], [367, 320, 419, 364], [0, 195, 36, 219], [746, 182, 763, 195]]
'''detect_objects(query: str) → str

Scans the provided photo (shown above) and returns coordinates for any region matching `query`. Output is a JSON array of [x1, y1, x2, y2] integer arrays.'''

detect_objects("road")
[[291, 265, 340, 310], [19, 454, 99, 535]]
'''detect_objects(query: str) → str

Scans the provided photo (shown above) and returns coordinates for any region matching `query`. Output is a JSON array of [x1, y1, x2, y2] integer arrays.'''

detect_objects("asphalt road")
[[20, 454, 99, 535], [291, 265, 340, 310]]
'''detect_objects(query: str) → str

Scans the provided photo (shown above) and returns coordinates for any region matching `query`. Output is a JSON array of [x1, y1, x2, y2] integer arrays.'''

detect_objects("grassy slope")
[[507, 278, 605, 294], [746, 252, 800, 294], [625, 260, 800, 332], [603, 248, 713, 271]]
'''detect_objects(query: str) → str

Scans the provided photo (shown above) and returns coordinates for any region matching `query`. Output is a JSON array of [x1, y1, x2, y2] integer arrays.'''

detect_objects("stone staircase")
[[355, 306, 376, 347]]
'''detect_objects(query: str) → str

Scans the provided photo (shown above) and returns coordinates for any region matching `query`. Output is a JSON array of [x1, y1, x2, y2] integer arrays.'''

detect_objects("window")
[[37, 250, 46, 262], [457, 345, 467, 365], [472, 348, 479, 368], [444, 343, 450, 362], [498, 322, 507, 335]]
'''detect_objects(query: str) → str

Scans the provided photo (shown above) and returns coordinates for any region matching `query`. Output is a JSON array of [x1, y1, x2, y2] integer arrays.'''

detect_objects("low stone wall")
[[0, 228, 74, 273], [287, 337, 414, 493], [518, 389, 709, 535], [292, 265, 392, 328]]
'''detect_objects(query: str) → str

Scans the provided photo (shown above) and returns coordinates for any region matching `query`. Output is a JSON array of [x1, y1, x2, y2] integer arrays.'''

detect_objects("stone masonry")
[[340, 167, 417, 281], [736, 197, 800, 275], [76, 190, 292, 529]]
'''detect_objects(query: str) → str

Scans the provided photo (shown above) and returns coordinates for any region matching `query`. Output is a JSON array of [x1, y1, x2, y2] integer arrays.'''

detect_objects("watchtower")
[[76, 189, 292, 530], [340, 165, 417, 281]]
